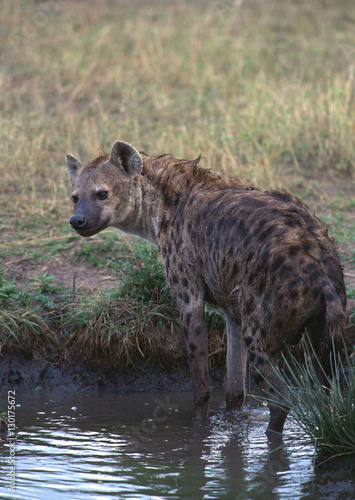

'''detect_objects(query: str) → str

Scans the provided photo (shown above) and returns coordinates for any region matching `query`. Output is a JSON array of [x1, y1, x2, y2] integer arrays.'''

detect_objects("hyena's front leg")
[[169, 280, 210, 418], [181, 299, 210, 418]]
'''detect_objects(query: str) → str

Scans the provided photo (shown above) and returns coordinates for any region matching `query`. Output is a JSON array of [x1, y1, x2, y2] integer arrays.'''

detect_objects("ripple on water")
[[0, 389, 353, 500]]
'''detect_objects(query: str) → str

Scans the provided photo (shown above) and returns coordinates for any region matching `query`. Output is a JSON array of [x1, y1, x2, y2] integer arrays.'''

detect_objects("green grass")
[[70, 230, 121, 267], [111, 241, 176, 313], [256, 340, 355, 460], [0, 269, 51, 352]]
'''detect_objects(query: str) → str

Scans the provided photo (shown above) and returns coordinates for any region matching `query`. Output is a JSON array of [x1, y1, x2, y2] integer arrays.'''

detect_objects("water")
[[0, 389, 353, 499]]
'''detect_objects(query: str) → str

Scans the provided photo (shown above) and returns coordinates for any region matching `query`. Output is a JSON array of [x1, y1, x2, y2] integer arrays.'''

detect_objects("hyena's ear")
[[110, 141, 142, 177], [66, 154, 83, 186]]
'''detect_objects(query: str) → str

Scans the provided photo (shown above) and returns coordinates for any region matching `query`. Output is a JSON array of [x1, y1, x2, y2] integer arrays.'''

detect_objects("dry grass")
[[1, 1, 353, 209]]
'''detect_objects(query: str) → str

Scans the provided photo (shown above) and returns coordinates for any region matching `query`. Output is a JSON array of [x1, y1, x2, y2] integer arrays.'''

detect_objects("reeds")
[[256, 340, 355, 460]]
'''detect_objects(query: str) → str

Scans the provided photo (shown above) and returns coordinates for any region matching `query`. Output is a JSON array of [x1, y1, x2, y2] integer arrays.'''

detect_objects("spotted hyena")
[[66, 141, 347, 434]]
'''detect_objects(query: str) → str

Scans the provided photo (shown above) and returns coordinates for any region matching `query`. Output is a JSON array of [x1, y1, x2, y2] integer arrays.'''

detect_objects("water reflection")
[[0, 389, 353, 499]]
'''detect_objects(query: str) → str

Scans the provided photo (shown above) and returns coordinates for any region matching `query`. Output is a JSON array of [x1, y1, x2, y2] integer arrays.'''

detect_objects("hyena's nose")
[[70, 213, 87, 230]]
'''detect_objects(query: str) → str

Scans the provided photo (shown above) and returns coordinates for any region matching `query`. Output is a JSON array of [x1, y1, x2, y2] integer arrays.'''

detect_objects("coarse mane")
[[139, 152, 245, 194], [83, 149, 246, 200], [86, 150, 110, 167]]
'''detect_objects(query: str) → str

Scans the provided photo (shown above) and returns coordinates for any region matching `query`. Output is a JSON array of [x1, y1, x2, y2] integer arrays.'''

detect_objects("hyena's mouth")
[[75, 218, 111, 237]]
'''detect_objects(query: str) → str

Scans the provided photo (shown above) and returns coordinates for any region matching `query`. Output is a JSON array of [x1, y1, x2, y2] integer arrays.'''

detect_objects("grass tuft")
[[0, 269, 53, 354], [60, 240, 224, 368], [255, 339, 355, 460]]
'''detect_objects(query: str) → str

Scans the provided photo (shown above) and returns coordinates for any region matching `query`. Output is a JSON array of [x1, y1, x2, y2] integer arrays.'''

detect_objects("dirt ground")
[[2, 240, 119, 295]]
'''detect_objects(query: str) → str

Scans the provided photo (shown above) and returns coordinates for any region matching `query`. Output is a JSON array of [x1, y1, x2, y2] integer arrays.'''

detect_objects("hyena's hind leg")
[[224, 312, 247, 412], [246, 331, 290, 434]]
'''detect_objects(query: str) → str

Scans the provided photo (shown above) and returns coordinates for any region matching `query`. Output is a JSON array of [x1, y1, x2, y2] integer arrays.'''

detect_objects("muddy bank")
[[0, 347, 225, 394], [1, 319, 354, 395]]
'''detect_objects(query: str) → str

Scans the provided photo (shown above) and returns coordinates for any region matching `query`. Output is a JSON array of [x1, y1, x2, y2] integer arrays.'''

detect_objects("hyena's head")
[[66, 141, 142, 237]]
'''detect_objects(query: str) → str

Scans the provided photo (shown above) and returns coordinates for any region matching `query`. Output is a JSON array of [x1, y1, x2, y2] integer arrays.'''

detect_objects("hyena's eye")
[[72, 195, 79, 204], [96, 191, 108, 200]]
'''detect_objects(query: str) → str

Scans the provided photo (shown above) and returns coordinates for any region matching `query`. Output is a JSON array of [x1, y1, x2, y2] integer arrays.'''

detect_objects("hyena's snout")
[[70, 213, 87, 230]]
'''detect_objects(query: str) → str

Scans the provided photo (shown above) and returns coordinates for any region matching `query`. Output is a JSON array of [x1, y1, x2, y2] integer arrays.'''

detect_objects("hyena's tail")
[[318, 282, 347, 378]]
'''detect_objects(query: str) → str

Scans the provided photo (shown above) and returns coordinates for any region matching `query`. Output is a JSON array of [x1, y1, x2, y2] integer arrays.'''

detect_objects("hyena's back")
[[160, 183, 346, 360]]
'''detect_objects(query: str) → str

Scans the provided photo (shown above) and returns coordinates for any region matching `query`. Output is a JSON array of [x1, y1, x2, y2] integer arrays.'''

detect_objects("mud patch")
[[0, 347, 224, 394]]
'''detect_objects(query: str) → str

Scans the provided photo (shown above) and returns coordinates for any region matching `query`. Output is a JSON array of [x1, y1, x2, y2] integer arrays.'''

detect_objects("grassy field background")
[[0, 0, 354, 366]]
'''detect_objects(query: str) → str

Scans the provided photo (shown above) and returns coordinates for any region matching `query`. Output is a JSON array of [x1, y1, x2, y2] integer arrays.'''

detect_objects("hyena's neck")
[[127, 175, 165, 245], [119, 152, 229, 246], [121, 154, 193, 245]]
